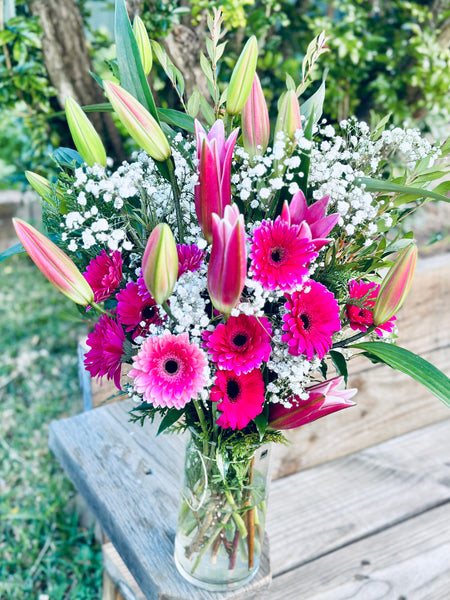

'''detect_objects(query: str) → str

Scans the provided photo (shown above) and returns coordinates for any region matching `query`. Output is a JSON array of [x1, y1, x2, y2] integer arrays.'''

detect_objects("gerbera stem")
[[332, 326, 376, 349], [193, 398, 209, 444]]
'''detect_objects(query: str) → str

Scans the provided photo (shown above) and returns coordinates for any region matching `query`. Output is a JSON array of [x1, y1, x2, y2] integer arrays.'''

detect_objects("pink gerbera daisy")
[[128, 332, 207, 409], [84, 314, 125, 389], [116, 281, 163, 336], [202, 314, 272, 374], [250, 217, 318, 290], [84, 249, 122, 303], [177, 243, 206, 277], [210, 369, 265, 430], [281, 280, 341, 359], [346, 279, 396, 336]]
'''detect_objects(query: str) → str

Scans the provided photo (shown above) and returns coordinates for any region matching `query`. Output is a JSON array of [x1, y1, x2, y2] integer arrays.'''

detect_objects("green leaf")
[[329, 350, 348, 385], [0, 243, 25, 263], [199, 94, 216, 127], [156, 408, 184, 435], [300, 75, 326, 123], [51, 147, 84, 169], [254, 405, 269, 441], [351, 342, 450, 407], [157, 108, 195, 133], [0, 29, 16, 44], [285, 73, 296, 91], [371, 112, 391, 141], [200, 50, 214, 87], [357, 177, 450, 203], [187, 87, 200, 118], [114, 0, 159, 122]]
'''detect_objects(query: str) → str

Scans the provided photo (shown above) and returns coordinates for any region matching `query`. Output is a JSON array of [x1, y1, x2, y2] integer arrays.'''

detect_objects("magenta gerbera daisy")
[[250, 217, 318, 290], [116, 281, 163, 336], [84, 314, 125, 389], [281, 280, 341, 359], [84, 249, 122, 303], [210, 369, 265, 430], [346, 279, 396, 336], [202, 314, 272, 374], [177, 243, 206, 277], [128, 332, 207, 409]]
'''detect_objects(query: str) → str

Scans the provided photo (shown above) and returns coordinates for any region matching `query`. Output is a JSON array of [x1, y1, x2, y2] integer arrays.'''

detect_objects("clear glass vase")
[[174, 433, 272, 591]]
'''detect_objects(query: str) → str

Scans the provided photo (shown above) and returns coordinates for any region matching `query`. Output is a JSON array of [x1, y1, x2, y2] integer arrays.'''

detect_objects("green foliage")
[[352, 342, 450, 406]]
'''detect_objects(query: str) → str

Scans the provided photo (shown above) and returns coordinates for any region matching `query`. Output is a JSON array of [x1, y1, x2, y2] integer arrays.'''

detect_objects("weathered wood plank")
[[270, 502, 450, 600], [48, 403, 271, 600], [272, 345, 450, 478], [267, 418, 450, 576], [103, 542, 146, 600]]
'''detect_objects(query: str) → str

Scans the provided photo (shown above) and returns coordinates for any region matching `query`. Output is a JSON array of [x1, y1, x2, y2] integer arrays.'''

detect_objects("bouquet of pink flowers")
[[7, 3, 450, 590]]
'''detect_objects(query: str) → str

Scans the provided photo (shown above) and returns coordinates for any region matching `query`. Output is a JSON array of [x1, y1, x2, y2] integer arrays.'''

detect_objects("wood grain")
[[272, 345, 450, 478], [270, 503, 450, 600], [267, 418, 450, 576]]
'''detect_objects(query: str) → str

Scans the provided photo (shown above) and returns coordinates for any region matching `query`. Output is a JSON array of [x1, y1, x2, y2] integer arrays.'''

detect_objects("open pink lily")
[[268, 376, 357, 430], [281, 190, 340, 251], [13, 218, 94, 306], [194, 119, 239, 244], [207, 204, 247, 315]]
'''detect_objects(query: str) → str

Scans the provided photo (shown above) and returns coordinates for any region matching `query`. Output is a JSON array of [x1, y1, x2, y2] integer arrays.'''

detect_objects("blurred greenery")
[[1, 1, 449, 188], [0, 255, 102, 598]]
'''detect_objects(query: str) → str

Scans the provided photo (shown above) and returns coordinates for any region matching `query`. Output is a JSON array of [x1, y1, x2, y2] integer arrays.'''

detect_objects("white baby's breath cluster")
[[60, 141, 199, 257], [167, 269, 210, 343]]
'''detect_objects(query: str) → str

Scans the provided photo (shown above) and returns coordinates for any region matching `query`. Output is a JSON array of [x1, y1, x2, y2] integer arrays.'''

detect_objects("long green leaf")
[[0, 243, 24, 263], [157, 108, 195, 134], [114, 0, 159, 122], [351, 342, 450, 407], [300, 73, 326, 124], [357, 177, 450, 203]]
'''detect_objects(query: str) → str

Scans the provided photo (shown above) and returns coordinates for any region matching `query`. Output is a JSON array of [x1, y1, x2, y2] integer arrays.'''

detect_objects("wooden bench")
[[49, 401, 450, 599]]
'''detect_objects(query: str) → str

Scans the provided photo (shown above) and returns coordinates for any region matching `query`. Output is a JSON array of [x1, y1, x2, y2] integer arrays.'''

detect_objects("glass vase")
[[174, 433, 272, 591]]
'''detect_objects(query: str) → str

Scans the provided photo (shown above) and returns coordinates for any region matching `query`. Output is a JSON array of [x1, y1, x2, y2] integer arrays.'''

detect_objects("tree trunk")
[[29, 0, 126, 163]]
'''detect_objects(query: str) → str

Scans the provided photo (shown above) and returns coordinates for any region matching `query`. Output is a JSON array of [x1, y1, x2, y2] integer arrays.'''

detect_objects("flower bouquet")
[[7, 1, 450, 592]]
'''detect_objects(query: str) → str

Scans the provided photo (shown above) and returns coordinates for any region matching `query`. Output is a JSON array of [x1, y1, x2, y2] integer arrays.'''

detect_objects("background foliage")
[[0, 256, 101, 598], [1, 0, 449, 188]]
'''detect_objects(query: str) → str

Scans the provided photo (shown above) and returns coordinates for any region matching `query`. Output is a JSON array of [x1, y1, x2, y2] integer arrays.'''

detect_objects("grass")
[[0, 255, 102, 599]]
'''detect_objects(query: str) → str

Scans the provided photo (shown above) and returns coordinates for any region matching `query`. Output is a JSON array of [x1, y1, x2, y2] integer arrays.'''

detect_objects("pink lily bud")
[[103, 81, 171, 162], [65, 96, 107, 167], [268, 377, 357, 431], [207, 204, 247, 315], [373, 243, 418, 326], [142, 223, 178, 305], [241, 73, 270, 157], [12, 218, 94, 306], [281, 190, 340, 251], [194, 119, 239, 243], [226, 36, 258, 116], [274, 90, 301, 142]]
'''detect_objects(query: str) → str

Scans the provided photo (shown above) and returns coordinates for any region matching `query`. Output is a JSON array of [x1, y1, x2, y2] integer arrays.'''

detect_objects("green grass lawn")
[[0, 255, 102, 599]]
